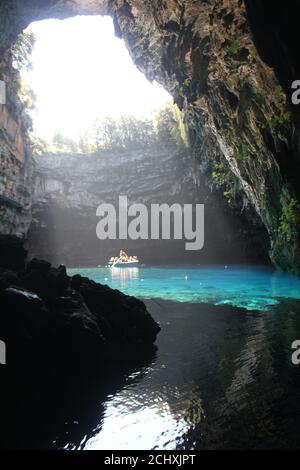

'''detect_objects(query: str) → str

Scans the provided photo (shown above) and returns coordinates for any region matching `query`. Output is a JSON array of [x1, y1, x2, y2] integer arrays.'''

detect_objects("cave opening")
[[23, 16, 171, 144]]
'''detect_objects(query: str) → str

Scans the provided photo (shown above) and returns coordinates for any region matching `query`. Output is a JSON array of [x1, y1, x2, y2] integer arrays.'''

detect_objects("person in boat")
[[119, 249, 129, 262]]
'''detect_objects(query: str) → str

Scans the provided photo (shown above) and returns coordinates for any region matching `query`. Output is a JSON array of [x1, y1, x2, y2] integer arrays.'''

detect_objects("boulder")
[[0, 259, 160, 368]]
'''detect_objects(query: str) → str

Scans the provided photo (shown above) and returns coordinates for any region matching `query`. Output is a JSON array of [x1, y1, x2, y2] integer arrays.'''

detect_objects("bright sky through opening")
[[24, 15, 171, 140]]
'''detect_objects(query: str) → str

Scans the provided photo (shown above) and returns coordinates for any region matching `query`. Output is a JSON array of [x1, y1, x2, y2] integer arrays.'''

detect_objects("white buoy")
[[185, 275, 188, 280]]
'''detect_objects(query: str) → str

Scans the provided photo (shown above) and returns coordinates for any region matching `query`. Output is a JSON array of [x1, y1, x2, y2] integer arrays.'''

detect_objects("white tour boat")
[[107, 250, 139, 268]]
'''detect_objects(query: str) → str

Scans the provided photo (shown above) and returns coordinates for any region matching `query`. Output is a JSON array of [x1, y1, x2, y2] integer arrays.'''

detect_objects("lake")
[[61, 265, 300, 449]]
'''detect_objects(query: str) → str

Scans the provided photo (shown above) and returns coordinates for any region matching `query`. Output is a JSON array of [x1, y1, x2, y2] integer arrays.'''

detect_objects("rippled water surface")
[[59, 266, 300, 450], [68, 265, 300, 310]]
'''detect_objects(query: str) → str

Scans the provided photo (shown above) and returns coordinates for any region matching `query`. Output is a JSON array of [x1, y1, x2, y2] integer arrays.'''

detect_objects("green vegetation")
[[28, 135, 52, 156], [11, 30, 35, 72], [93, 114, 154, 150], [212, 160, 238, 205], [183, 78, 192, 89], [267, 112, 291, 130], [154, 102, 188, 148], [212, 162, 227, 186], [277, 197, 300, 238], [7, 32, 188, 157], [275, 84, 284, 95], [6, 30, 36, 136], [10, 30, 36, 100], [227, 38, 239, 56], [31, 102, 188, 156], [258, 112, 291, 132], [52, 130, 79, 153], [235, 144, 249, 162]]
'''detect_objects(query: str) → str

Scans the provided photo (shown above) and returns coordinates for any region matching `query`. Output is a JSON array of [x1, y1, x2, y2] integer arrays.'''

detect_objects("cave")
[[0, 0, 299, 271], [1, 0, 300, 452]]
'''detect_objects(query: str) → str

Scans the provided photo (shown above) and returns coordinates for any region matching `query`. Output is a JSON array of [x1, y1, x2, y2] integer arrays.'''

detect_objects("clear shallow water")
[[68, 265, 300, 311]]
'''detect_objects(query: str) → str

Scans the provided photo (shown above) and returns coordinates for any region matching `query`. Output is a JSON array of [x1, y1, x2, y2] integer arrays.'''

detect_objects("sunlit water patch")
[[83, 377, 194, 450], [67, 265, 300, 311]]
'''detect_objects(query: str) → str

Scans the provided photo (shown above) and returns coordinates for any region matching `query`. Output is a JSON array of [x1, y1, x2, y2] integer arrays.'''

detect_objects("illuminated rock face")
[[0, 0, 299, 271]]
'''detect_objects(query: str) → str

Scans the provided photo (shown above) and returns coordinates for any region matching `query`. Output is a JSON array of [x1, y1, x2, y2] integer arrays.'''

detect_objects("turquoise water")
[[67, 265, 300, 311]]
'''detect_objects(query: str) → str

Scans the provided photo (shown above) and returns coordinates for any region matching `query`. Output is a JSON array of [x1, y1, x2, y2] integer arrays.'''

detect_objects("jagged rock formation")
[[28, 144, 269, 266], [0, 49, 33, 237], [0, 0, 299, 271], [0, 236, 160, 359]]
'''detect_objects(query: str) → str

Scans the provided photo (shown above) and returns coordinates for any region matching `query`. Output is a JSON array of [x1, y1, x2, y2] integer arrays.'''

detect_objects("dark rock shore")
[[0, 256, 160, 368], [0, 236, 160, 448]]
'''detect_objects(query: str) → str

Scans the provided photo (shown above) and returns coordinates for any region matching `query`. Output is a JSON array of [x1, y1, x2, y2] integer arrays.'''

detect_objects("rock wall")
[[27, 144, 269, 266], [0, 0, 299, 271], [109, 0, 300, 271], [0, 50, 33, 238]]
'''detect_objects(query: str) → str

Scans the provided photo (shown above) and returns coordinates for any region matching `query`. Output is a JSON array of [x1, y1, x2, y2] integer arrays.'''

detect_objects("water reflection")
[[110, 267, 140, 290], [81, 299, 300, 450], [85, 384, 205, 450]]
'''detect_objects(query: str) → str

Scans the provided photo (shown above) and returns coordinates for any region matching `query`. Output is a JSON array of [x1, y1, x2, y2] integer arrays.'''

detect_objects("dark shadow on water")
[[143, 299, 300, 449], [0, 348, 157, 449]]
